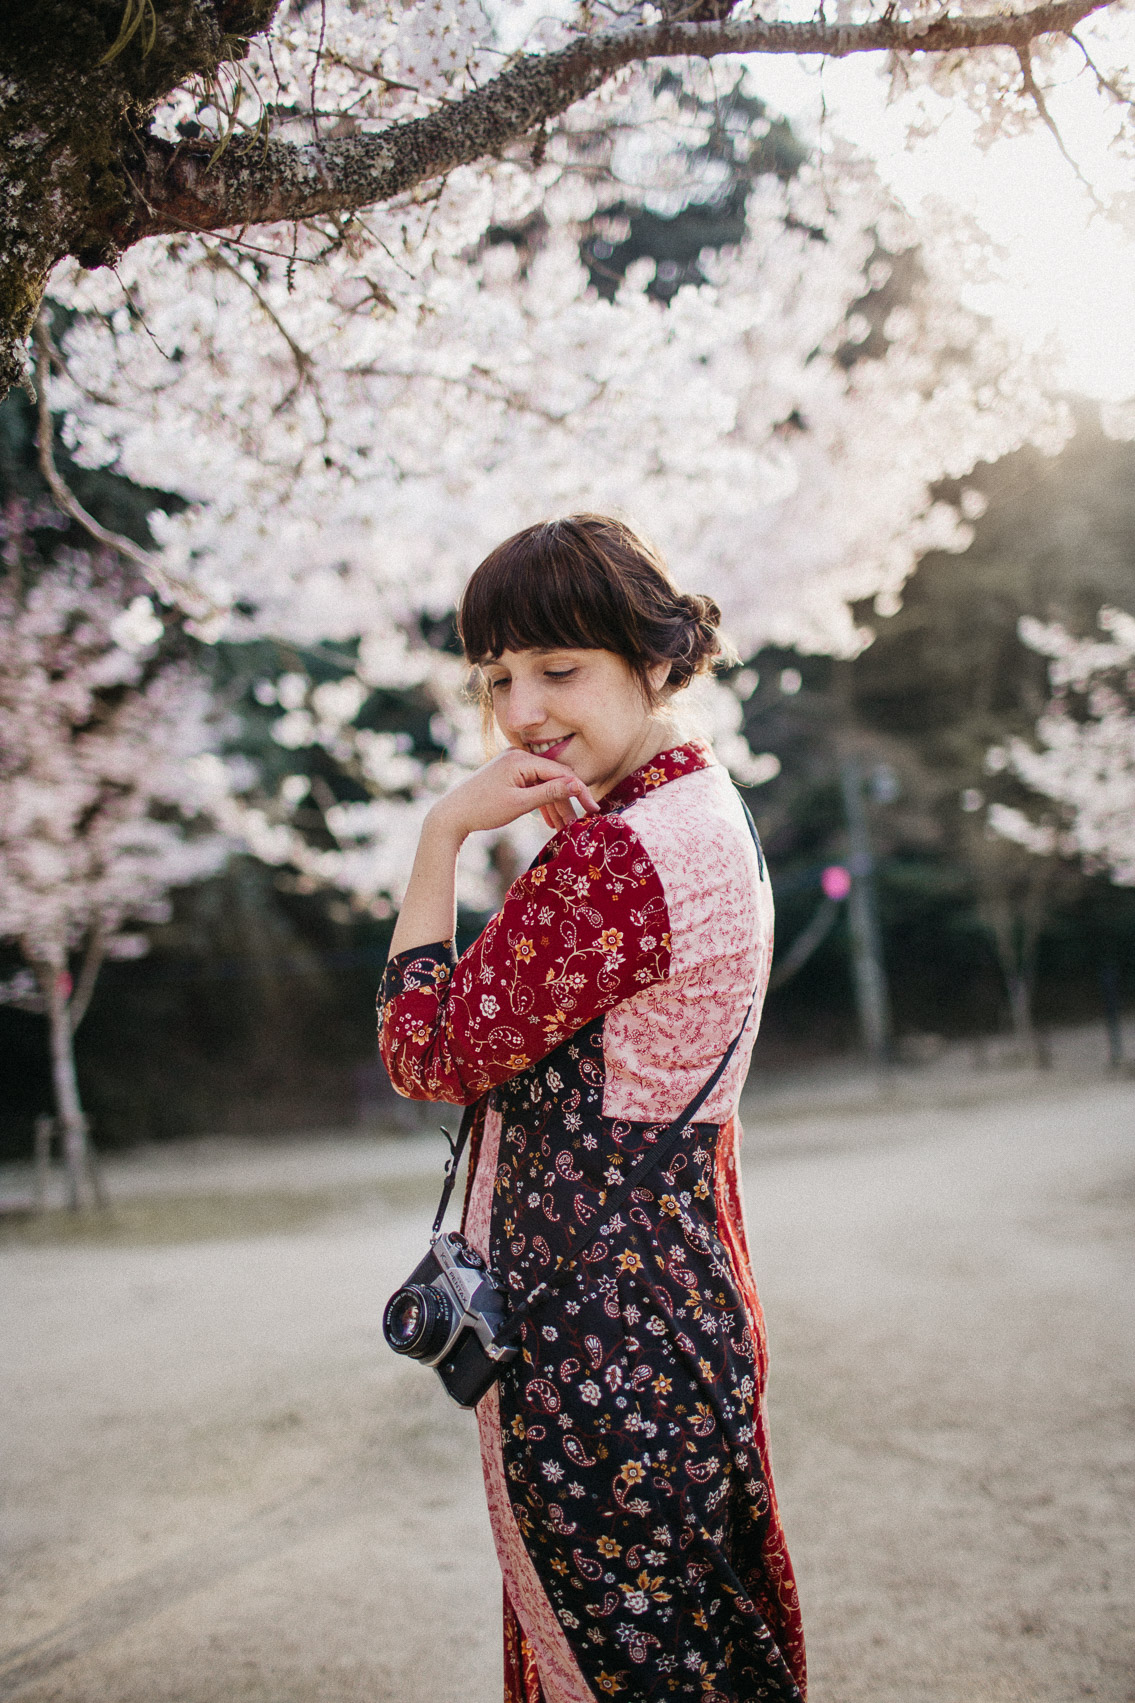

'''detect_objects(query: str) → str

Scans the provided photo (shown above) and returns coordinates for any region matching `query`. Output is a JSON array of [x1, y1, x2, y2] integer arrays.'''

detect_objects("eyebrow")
[[483, 648, 576, 667]]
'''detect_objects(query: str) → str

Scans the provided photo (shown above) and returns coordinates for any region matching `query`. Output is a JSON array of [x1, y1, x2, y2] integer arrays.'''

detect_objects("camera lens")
[[383, 1283, 456, 1360]]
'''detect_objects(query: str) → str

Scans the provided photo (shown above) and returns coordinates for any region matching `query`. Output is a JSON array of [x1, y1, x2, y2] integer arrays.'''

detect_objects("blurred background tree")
[[740, 411, 1135, 1069], [3, 384, 1133, 1162]]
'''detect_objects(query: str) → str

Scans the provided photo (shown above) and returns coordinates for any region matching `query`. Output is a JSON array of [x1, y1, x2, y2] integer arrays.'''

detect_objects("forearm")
[[389, 810, 465, 958]]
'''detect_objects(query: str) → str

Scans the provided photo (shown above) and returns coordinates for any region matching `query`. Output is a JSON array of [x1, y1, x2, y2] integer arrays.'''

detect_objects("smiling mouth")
[[527, 735, 572, 757]]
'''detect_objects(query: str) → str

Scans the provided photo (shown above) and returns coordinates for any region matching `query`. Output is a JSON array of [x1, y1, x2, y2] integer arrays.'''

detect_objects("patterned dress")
[[379, 741, 806, 1703]]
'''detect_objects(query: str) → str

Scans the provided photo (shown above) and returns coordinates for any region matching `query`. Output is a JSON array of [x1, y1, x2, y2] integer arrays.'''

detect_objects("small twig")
[[205, 252, 331, 431], [1068, 29, 1135, 111], [1016, 44, 1107, 212], [319, 52, 418, 94], [34, 316, 156, 574], [310, 0, 328, 142], [33, 313, 222, 617]]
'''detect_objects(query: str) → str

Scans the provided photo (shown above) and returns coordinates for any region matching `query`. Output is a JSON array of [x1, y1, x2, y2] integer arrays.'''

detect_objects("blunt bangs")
[[457, 520, 645, 667]]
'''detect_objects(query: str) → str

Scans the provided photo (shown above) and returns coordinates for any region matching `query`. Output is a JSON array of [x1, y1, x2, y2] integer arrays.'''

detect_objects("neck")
[[594, 716, 679, 800]]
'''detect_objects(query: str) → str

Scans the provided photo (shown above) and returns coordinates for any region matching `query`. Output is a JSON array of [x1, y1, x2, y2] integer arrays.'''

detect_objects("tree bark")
[[0, 0, 1114, 398], [36, 960, 105, 1211]]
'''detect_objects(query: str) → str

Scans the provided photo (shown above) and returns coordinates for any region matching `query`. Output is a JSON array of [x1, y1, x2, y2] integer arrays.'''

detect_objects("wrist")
[[423, 800, 468, 851]]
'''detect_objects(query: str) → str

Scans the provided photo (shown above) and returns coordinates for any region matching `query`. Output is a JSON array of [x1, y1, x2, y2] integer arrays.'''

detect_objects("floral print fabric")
[[379, 744, 806, 1703], [378, 809, 673, 1103]]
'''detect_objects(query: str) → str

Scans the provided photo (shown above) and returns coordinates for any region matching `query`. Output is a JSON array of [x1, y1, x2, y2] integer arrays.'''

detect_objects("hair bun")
[[667, 591, 733, 688]]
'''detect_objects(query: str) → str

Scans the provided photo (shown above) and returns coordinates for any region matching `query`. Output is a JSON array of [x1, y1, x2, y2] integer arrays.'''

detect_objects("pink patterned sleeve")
[[378, 813, 672, 1103]]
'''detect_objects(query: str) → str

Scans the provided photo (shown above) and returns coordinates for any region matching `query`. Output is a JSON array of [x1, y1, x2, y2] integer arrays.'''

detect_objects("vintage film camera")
[[382, 1230, 518, 1408]]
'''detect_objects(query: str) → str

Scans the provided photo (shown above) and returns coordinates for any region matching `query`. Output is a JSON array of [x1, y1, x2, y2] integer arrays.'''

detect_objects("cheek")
[[588, 679, 648, 740]]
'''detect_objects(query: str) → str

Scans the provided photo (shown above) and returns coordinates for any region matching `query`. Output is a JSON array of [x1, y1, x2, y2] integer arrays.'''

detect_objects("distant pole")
[[840, 759, 893, 1066], [1100, 960, 1125, 1070], [33, 1114, 53, 1212]]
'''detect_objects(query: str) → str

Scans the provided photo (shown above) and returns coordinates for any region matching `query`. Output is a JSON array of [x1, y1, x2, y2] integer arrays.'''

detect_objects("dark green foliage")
[[70, 858, 402, 1150], [581, 73, 807, 304], [0, 383, 183, 553]]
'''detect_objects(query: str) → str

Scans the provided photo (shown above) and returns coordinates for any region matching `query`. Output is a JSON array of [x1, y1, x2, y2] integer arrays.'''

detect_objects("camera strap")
[[431, 1105, 479, 1240], [427, 793, 766, 1358]]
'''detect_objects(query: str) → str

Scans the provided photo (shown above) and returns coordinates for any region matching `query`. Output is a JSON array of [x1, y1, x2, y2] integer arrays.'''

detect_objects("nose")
[[501, 674, 546, 737]]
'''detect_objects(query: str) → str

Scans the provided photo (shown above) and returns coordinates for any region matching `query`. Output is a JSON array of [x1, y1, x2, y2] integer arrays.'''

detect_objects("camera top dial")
[[447, 1234, 486, 1270]]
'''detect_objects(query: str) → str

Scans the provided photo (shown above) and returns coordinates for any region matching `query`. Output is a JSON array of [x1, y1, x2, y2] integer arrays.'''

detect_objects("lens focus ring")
[[383, 1282, 456, 1360]]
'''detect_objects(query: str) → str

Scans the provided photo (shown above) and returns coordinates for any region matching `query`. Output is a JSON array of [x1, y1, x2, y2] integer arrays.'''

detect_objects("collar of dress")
[[597, 738, 714, 815]]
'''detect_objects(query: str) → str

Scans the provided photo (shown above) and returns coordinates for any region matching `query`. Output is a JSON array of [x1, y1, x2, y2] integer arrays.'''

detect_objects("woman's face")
[[482, 648, 673, 799]]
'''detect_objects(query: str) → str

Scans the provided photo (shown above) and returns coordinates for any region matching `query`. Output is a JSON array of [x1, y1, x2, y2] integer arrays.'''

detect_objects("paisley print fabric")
[[379, 743, 806, 1703], [466, 1105, 597, 1703]]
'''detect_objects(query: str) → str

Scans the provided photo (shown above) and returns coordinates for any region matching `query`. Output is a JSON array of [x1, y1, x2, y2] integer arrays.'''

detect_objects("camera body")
[[382, 1231, 518, 1408]]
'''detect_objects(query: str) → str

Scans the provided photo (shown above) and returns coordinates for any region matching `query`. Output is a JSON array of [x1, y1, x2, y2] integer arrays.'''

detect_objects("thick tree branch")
[[119, 0, 1113, 243], [0, 0, 1118, 399]]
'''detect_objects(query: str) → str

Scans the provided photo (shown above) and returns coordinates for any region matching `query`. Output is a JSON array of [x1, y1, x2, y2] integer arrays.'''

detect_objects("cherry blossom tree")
[[3, 0, 1132, 398], [0, 515, 228, 1206], [32, 48, 1070, 909], [11, 0, 1126, 918], [988, 607, 1135, 886]]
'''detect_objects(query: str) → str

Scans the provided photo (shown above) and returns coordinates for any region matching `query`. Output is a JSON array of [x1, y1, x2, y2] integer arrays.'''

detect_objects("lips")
[[528, 735, 572, 759]]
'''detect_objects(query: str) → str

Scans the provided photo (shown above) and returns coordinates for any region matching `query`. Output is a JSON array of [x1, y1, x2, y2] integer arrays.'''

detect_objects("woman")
[[378, 516, 805, 1703]]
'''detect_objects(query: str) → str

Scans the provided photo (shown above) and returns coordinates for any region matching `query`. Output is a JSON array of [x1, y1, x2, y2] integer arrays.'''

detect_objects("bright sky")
[[754, 37, 1135, 403]]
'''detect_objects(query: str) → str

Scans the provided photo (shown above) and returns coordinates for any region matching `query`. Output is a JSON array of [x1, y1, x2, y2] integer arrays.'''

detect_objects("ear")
[[646, 659, 672, 697]]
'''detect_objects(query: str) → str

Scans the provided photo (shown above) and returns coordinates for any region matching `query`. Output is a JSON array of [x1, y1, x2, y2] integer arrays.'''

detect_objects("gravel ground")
[[1, 1070, 1132, 1703]]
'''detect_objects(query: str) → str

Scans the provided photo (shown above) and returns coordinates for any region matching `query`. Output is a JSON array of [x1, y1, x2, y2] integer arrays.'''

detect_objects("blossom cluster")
[[987, 608, 1135, 885], [0, 545, 228, 969]]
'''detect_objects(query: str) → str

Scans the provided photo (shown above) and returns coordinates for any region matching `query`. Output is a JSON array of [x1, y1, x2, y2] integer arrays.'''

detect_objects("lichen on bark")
[[0, 0, 278, 394]]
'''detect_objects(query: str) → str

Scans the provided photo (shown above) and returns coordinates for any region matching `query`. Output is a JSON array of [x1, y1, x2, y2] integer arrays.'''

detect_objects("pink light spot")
[[821, 865, 852, 901]]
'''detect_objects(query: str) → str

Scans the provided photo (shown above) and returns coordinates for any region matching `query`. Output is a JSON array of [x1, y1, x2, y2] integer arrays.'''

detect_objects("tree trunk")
[[839, 759, 893, 1067], [986, 901, 1046, 1066], [40, 964, 102, 1210]]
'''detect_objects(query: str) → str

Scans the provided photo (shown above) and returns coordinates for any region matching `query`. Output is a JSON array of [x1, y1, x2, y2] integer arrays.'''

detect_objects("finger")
[[504, 752, 600, 814], [509, 751, 584, 789], [525, 778, 587, 815]]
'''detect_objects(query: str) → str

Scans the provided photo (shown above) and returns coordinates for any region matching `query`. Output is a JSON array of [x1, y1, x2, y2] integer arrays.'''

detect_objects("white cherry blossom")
[[0, 545, 228, 1202], [989, 609, 1135, 884]]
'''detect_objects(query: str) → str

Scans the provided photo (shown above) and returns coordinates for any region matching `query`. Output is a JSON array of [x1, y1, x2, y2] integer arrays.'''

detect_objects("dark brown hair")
[[457, 515, 735, 703]]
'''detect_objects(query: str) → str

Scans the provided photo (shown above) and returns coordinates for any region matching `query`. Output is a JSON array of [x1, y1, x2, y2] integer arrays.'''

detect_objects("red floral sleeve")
[[378, 812, 672, 1103]]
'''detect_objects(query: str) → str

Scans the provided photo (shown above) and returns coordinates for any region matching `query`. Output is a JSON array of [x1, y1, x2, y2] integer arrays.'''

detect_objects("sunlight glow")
[[755, 41, 1135, 405]]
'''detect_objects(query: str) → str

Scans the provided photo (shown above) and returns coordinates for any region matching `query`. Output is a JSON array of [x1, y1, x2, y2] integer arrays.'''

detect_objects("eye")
[[486, 676, 509, 691], [544, 668, 577, 681]]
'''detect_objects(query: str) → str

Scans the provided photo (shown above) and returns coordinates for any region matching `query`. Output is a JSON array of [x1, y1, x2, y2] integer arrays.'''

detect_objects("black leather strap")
[[429, 1101, 478, 1239]]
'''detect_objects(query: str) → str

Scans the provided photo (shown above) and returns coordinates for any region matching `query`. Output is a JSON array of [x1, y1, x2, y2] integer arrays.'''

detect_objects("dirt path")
[[1, 1075, 1132, 1703]]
